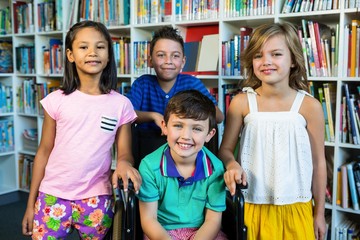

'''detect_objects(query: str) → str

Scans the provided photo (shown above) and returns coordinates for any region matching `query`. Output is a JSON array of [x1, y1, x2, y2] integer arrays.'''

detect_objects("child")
[[21, 21, 141, 239], [218, 22, 327, 240], [138, 90, 227, 240], [126, 26, 224, 131]]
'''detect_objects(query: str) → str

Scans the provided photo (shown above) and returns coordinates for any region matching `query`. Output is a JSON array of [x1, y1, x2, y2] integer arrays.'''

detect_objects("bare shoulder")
[[299, 94, 323, 119], [230, 91, 248, 105], [228, 91, 249, 117]]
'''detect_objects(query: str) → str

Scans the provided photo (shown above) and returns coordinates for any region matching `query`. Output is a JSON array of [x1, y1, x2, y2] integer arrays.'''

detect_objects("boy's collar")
[[160, 145, 213, 187]]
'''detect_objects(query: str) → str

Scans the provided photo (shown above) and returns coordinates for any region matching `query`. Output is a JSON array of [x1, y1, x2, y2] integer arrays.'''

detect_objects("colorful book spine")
[[347, 162, 360, 210], [323, 83, 335, 142]]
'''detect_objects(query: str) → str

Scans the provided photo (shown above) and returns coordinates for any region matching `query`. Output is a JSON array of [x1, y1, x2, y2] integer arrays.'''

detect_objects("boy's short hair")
[[150, 26, 185, 56], [164, 90, 216, 130]]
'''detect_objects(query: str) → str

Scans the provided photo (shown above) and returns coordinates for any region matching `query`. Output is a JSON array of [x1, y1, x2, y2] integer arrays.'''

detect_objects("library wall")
[[0, 0, 359, 239]]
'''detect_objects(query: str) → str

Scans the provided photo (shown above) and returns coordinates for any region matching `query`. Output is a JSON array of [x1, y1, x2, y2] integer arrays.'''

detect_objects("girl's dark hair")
[[61, 20, 117, 95], [164, 90, 216, 131], [150, 26, 185, 56], [240, 22, 308, 91]]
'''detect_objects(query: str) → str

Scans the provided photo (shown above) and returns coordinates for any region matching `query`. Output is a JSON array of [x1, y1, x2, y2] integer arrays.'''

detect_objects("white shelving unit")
[[1, 0, 359, 238]]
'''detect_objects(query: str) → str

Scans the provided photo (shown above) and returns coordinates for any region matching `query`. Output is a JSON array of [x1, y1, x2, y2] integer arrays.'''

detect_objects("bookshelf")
[[1, 0, 360, 238]]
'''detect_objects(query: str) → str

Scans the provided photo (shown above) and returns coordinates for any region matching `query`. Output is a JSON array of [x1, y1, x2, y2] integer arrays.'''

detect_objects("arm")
[[111, 123, 142, 193], [194, 209, 222, 240], [215, 106, 224, 124], [301, 96, 327, 240], [135, 110, 164, 129], [218, 93, 247, 196], [22, 111, 55, 236], [139, 200, 171, 240]]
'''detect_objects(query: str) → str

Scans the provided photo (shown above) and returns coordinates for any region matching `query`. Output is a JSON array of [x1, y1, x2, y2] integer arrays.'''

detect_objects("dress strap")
[[290, 90, 306, 112], [246, 92, 258, 112]]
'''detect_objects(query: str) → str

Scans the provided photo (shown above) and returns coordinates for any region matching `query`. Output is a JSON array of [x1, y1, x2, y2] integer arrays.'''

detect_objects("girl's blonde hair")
[[240, 22, 308, 91]]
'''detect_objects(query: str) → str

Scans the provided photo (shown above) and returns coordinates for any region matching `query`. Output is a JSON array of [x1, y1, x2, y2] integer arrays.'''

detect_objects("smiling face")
[[66, 27, 109, 81], [162, 114, 214, 163], [149, 38, 186, 83], [252, 34, 294, 86]]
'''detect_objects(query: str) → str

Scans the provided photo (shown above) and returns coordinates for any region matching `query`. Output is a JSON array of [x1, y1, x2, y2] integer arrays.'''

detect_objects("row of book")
[[308, 81, 336, 143], [69, 0, 130, 28], [175, 0, 219, 21], [345, 0, 360, 8], [0, 41, 13, 73], [222, 83, 241, 118], [133, 41, 152, 75], [117, 82, 131, 96], [222, 27, 252, 76], [298, 19, 338, 77], [135, 0, 172, 24], [13, 1, 34, 34], [113, 37, 131, 75], [340, 83, 360, 145], [0, 119, 14, 153], [16, 79, 61, 115], [281, 0, 339, 13], [42, 39, 64, 75], [224, 0, 274, 17], [0, 84, 13, 114], [15, 45, 35, 74], [37, 0, 62, 32], [0, 6, 11, 35], [343, 20, 360, 78], [335, 220, 360, 240], [183, 33, 220, 74], [18, 154, 35, 190], [337, 160, 360, 210]]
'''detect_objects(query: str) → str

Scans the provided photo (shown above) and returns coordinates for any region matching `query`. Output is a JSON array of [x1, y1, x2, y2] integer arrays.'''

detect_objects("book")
[[337, 167, 342, 205], [196, 33, 219, 72], [182, 41, 201, 73], [353, 162, 360, 199], [341, 164, 349, 208], [318, 87, 331, 141], [0, 41, 13, 73], [341, 96, 349, 143], [347, 162, 360, 210], [350, 20, 360, 77], [323, 82, 336, 142], [343, 83, 359, 144], [306, 20, 321, 76]]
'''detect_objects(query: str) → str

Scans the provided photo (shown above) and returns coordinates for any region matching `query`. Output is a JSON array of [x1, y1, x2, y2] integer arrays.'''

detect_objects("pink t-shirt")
[[39, 90, 137, 200]]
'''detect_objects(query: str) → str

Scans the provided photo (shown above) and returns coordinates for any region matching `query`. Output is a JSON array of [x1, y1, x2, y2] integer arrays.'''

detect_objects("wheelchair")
[[107, 125, 247, 240], [109, 180, 247, 240]]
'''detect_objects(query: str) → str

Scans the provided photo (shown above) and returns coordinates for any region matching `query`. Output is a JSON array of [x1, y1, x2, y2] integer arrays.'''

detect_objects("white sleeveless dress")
[[239, 87, 313, 205]]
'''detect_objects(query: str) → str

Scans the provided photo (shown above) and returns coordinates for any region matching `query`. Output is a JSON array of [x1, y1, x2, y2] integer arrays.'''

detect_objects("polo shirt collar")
[[160, 145, 213, 186]]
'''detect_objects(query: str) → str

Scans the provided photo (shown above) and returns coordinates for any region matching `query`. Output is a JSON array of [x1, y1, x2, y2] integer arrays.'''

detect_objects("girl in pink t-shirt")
[[22, 21, 141, 239]]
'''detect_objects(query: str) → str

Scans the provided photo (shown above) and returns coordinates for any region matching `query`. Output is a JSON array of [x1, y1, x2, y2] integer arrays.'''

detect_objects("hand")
[[22, 207, 34, 236], [314, 213, 326, 240], [224, 161, 247, 196], [152, 112, 164, 130], [112, 161, 142, 194]]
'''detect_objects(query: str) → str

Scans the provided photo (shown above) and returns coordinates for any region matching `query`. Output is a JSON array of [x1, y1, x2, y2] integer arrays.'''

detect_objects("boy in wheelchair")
[[137, 90, 228, 240]]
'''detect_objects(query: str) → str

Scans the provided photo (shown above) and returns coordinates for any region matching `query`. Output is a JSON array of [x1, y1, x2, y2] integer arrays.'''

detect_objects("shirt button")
[[165, 95, 169, 98]]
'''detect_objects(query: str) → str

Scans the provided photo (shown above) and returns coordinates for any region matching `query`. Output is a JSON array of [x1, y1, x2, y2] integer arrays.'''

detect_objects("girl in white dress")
[[218, 22, 327, 240]]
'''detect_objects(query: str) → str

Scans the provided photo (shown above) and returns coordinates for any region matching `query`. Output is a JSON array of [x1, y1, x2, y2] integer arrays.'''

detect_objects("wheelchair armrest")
[[117, 179, 137, 240], [223, 183, 248, 240]]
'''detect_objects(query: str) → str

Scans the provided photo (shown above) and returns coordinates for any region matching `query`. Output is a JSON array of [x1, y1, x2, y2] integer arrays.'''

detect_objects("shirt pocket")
[[191, 192, 207, 212], [100, 115, 118, 133]]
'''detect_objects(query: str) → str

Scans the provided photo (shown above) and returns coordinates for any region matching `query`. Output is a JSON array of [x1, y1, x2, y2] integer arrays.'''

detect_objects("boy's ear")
[[66, 49, 74, 63], [149, 55, 153, 68], [205, 128, 216, 143], [161, 120, 167, 135], [181, 56, 186, 69]]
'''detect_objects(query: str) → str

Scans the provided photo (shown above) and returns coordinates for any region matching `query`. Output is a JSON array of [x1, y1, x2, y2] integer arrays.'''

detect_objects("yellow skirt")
[[244, 201, 315, 240]]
